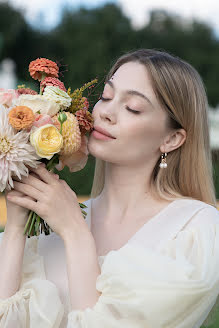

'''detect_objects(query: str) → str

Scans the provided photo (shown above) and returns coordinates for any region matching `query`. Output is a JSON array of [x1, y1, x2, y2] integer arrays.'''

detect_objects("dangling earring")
[[159, 152, 168, 168]]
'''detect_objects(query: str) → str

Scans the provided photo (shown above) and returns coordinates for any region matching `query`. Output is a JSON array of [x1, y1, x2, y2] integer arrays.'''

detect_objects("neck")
[[95, 161, 160, 219]]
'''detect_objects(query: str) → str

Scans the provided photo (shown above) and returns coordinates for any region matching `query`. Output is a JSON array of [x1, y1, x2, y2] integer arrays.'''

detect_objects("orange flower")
[[29, 58, 59, 81], [8, 106, 35, 130]]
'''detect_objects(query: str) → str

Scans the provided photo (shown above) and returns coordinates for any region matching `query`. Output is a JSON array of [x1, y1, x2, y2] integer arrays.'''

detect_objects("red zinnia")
[[75, 108, 94, 135], [17, 88, 38, 95], [29, 58, 59, 81]]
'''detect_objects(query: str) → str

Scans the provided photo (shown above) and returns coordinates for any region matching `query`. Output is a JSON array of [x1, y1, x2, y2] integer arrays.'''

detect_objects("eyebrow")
[[105, 80, 154, 108]]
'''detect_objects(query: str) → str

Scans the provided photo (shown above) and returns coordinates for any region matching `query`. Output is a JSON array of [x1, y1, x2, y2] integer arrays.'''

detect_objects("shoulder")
[[178, 198, 219, 229]]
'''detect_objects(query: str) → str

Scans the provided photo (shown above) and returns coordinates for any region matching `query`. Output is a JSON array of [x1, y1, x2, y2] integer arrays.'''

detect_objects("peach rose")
[[33, 113, 54, 128], [0, 88, 19, 107]]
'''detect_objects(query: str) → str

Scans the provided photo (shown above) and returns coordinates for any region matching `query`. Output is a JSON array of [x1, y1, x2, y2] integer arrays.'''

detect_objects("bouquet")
[[0, 57, 97, 237]]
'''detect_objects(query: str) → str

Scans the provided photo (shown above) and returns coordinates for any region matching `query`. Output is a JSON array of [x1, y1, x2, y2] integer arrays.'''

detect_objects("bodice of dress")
[[36, 197, 219, 327], [1, 197, 219, 328]]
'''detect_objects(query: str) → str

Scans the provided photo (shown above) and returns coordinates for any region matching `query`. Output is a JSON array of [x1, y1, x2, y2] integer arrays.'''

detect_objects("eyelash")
[[100, 95, 140, 114]]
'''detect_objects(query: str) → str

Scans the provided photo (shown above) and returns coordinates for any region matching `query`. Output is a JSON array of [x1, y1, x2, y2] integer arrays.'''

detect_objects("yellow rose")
[[30, 124, 63, 160]]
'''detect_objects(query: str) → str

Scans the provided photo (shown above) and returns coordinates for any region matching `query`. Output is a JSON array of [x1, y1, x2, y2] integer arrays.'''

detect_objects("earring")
[[159, 152, 168, 168]]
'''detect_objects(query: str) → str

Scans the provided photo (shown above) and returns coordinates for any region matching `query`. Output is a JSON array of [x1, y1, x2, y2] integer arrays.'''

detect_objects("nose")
[[99, 101, 117, 124]]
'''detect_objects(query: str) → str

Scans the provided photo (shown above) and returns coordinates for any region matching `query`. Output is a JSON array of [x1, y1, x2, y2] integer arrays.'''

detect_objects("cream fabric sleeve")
[[0, 234, 64, 328], [67, 218, 219, 327]]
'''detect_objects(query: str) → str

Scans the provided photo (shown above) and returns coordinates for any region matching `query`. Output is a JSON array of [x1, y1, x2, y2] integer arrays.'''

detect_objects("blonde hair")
[[90, 49, 217, 207]]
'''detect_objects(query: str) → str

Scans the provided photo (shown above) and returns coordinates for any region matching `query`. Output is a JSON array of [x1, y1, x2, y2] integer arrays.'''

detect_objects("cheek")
[[91, 101, 100, 117], [121, 115, 167, 152], [124, 115, 165, 139]]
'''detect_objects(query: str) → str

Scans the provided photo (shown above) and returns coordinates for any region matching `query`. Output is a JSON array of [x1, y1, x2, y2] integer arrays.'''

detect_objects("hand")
[[5, 170, 46, 232], [5, 188, 33, 232], [6, 164, 90, 241]]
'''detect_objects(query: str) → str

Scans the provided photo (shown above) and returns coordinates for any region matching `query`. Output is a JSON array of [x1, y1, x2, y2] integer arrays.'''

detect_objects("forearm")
[[0, 225, 26, 299], [64, 232, 102, 311]]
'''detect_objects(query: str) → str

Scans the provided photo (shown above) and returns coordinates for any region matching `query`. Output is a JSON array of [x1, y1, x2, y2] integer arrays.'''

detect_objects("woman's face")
[[88, 61, 171, 165]]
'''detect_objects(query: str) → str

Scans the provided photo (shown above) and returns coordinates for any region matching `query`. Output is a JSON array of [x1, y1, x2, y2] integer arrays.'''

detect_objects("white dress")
[[1, 198, 219, 328]]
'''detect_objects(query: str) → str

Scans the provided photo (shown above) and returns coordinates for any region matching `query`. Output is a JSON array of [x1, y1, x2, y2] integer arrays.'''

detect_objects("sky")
[[1, 0, 219, 36]]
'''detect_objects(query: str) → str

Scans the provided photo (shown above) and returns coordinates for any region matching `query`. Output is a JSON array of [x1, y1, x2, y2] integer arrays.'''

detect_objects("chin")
[[87, 142, 107, 161], [87, 135, 117, 162]]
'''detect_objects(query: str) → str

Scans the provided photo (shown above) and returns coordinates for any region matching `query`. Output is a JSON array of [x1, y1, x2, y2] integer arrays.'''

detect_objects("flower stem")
[[35, 215, 41, 236], [39, 73, 47, 95], [24, 211, 34, 236], [46, 153, 59, 171], [28, 212, 36, 236]]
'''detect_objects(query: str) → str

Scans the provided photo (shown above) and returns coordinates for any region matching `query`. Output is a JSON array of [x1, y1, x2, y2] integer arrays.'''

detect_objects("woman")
[[1, 48, 219, 327]]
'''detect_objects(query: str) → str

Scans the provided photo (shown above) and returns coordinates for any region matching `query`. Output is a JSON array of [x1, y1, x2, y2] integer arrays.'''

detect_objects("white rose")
[[16, 94, 60, 116], [43, 86, 72, 110]]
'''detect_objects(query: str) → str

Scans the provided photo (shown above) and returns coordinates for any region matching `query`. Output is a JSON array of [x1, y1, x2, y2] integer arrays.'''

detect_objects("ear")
[[160, 128, 187, 153]]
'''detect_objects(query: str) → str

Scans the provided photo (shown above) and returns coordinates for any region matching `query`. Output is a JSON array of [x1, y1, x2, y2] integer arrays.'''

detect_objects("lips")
[[93, 126, 116, 139]]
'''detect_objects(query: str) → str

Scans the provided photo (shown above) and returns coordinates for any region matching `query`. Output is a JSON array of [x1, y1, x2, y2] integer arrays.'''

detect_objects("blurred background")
[[1, 0, 219, 228]]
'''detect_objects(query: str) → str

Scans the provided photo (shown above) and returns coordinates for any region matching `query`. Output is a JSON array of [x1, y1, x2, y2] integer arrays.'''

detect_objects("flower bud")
[[58, 112, 67, 124]]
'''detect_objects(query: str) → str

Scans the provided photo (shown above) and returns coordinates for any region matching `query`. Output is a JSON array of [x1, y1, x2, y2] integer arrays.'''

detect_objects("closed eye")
[[100, 95, 141, 114]]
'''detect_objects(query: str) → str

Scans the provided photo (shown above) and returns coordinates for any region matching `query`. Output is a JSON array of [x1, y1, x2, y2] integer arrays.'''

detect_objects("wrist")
[[63, 228, 94, 250], [4, 224, 25, 237]]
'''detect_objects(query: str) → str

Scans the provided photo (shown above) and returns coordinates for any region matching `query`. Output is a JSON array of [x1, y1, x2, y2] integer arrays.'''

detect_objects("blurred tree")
[[1, 2, 219, 196], [49, 4, 133, 104], [137, 9, 219, 107], [0, 3, 51, 88], [0, 33, 3, 57]]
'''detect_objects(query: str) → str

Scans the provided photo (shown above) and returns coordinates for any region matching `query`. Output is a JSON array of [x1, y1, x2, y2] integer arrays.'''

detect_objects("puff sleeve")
[[0, 233, 64, 328], [67, 222, 219, 328]]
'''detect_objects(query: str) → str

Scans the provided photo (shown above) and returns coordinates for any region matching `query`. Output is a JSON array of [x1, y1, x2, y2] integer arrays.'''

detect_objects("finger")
[[14, 171, 48, 192], [29, 165, 59, 185], [6, 191, 36, 203], [13, 181, 42, 201], [6, 194, 38, 212], [13, 172, 41, 182], [7, 189, 29, 198]]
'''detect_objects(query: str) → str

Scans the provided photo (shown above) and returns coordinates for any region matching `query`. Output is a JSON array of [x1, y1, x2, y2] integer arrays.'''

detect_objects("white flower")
[[0, 105, 40, 192], [43, 86, 72, 110], [16, 94, 60, 116]]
